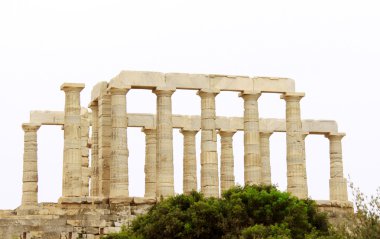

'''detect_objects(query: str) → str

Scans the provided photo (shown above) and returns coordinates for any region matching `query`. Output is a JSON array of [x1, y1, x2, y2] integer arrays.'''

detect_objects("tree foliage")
[[330, 183, 380, 239], [103, 185, 332, 239]]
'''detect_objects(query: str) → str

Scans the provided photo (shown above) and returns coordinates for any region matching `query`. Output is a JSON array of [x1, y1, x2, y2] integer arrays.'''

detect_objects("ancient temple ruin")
[[0, 71, 352, 238]]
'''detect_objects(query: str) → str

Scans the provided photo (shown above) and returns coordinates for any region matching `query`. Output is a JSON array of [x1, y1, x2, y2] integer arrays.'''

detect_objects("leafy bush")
[[330, 183, 380, 239], [104, 185, 331, 239]]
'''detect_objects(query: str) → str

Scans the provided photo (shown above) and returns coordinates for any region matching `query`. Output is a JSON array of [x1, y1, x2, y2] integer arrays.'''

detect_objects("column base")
[[16, 205, 40, 215], [329, 178, 348, 201]]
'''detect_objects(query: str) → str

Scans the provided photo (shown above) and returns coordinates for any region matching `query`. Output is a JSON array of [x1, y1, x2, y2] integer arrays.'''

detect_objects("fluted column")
[[181, 129, 198, 195], [240, 91, 262, 185], [80, 108, 90, 197], [61, 83, 85, 198], [21, 123, 41, 208], [89, 101, 99, 196], [326, 133, 348, 202], [98, 90, 112, 198], [219, 130, 236, 193], [109, 87, 129, 199], [198, 89, 219, 198], [260, 131, 273, 185], [143, 128, 157, 198], [281, 92, 308, 199], [154, 88, 175, 197], [302, 132, 309, 190]]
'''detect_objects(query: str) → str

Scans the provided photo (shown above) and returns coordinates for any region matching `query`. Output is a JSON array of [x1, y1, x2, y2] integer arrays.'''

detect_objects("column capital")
[[259, 131, 273, 138], [218, 129, 237, 137], [302, 132, 310, 140], [22, 123, 41, 132], [197, 88, 220, 97], [153, 87, 175, 96], [141, 127, 156, 134], [107, 86, 130, 95], [60, 83, 85, 92], [325, 132, 346, 140], [280, 92, 305, 101], [180, 128, 199, 135], [239, 91, 261, 100]]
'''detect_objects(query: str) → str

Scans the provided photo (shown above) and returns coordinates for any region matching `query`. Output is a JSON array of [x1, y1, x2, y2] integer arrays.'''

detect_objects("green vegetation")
[[330, 183, 380, 239], [103, 185, 334, 239], [103, 184, 380, 238]]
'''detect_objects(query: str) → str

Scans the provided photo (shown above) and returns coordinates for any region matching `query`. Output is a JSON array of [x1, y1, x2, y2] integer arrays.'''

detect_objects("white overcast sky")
[[0, 0, 379, 209]]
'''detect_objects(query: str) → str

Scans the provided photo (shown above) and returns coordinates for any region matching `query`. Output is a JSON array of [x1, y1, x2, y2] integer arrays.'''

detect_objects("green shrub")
[[104, 185, 330, 239]]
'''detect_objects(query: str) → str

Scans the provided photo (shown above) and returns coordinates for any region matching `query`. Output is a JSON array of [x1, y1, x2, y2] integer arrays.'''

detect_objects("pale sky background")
[[0, 0, 379, 209]]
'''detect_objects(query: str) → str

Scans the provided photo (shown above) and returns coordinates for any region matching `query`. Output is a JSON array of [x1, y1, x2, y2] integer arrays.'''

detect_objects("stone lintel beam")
[[30, 111, 339, 135], [90, 81, 108, 104], [102, 70, 295, 94], [253, 77, 295, 93]]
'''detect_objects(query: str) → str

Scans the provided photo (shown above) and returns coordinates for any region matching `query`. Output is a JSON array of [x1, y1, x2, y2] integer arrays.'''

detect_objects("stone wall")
[[0, 198, 155, 239]]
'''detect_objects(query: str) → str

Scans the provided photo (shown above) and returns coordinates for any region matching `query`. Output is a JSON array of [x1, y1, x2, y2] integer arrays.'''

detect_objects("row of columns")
[[20, 83, 349, 209]]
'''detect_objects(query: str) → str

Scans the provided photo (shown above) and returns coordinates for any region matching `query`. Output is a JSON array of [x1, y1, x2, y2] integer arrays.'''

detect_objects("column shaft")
[[181, 129, 198, 195], [198, 89, 219, 197], [260, 131, 273, 185], [282, 93, 308, 199], [240, 92, 261, 185], [326, 133, 348, 201], [143, 128, 157, 198], [154, 88, 175, 197], [61, 83, 85, 198], [219, 130, 236, 192], [110, 87, 129, 199], [81, 108, 90, 197], [302, 133, 309, 192], [89, 102, 99, 196], [98, 91, 112, 198], [21, 124, 40, 208]]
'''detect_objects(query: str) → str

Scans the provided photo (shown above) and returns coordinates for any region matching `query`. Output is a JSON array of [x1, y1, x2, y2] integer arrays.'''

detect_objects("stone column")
[[89, 101, 99, 196], [81, 108, 90, 197], [61, 83, 85, 198], [21, 123, 41, 208], [143, 128, 157, 198], [281, 92, 308, 199], [240, 91, 262, 185], [260, 131, 273, 185], [198, 89, 219, 198], [181, 129, 198, 195], [326, 133, 348, 202], [302, 132, 309, 190], [109, 87, 129, 199], [219, 130, 236, 193], [98, 90, 112, 198], [154, 88, 175, 197]]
